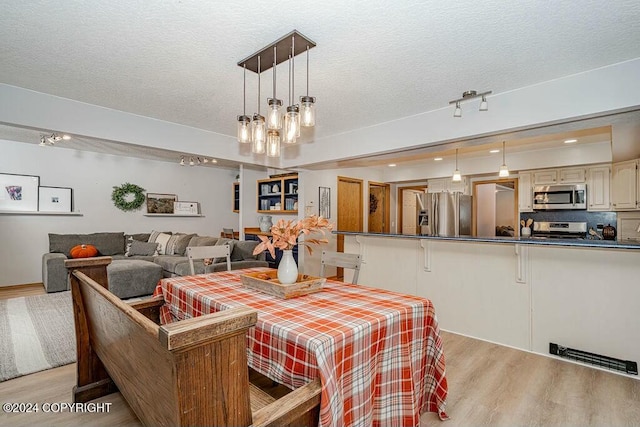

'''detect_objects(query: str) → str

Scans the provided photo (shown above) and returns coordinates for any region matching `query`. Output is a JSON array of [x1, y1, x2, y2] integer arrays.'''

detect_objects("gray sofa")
[[43, 232, 268, 298]]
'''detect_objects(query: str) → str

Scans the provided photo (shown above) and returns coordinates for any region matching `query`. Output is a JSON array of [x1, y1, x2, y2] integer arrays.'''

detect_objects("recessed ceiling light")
[[62, 134, 71, 140], [489, 149, 500, 153], [564, 139, 577, 144], [211, 159, 218, 163], [434, 157, 443, 161], [388, 163, 396, 167]]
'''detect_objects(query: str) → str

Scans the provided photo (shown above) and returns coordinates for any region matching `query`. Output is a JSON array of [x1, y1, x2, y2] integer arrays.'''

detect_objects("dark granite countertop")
[[333, 231, 640, 250]]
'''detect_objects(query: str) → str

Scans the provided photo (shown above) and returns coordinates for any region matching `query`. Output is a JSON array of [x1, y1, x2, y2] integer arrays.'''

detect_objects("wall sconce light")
[[449, 90, 492, 117], [452, 149, 462, 182]]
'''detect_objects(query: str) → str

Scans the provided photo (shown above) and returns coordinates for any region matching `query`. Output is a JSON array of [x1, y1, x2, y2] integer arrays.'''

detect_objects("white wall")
[[0, 139, 237, 286]]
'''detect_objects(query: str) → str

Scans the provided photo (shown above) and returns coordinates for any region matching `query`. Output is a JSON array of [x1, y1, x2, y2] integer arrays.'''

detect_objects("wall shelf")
[[257, 174, 298, 214], [0, 210, 83, 216]]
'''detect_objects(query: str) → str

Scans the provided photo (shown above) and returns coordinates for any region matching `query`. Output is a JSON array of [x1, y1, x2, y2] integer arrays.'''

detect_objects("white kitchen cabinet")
[[586, 165, 611, 211], [518, 172, 533, 212], [559, 167, 586, 184], [612, 159, 638, 210], [532, 170, 558, 185], [427, 177, 468, 194]]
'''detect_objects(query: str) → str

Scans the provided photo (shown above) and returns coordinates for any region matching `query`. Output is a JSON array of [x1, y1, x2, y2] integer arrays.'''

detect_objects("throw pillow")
[[149, 232, 172, 255], [213, 238, 235, 263], [70, 244, 99, 259], [125, 238, 160, 257]]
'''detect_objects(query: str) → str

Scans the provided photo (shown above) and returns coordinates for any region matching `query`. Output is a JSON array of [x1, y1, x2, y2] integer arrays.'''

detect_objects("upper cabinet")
[[518, 172, 533, 212], [257, 174, 298, 214], [612, 159, 639, 211], [427, 177, 469, 194], [586, 165, 611, 211], [532, 167, 586, 185]]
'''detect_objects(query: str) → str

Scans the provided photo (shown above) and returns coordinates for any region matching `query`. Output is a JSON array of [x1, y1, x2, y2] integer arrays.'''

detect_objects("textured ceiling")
[[2, 0, 640, 167]]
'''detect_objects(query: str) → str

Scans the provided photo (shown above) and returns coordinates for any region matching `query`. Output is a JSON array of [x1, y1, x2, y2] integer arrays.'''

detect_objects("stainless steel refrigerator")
[[429, 192, 472, 237]]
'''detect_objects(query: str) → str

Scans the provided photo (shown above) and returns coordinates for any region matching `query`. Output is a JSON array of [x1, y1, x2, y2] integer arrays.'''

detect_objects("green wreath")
[[111, 183, 146, 212]]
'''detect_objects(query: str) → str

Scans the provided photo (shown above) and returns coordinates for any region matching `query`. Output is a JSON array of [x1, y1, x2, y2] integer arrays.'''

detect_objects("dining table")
[[153, 267, 448, 427]]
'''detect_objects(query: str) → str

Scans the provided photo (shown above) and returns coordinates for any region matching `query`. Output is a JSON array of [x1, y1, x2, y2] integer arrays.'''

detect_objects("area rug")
[[0, 291, 75, 382]]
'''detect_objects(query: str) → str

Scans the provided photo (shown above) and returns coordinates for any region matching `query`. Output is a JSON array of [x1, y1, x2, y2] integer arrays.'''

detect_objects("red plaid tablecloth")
[[154, 267, 448, 427]]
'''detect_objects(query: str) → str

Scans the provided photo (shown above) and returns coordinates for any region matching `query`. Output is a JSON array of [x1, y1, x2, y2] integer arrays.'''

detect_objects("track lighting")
[[39, 132, 70, 146], [179, 156, 185, 166], [452, 149, 462, 182], [189, 157, 195, 166], [449, 90, 492, 117]]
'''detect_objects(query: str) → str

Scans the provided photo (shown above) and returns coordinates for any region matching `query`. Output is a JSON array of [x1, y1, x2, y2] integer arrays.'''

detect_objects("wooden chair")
[[187, 245, 231, 274], [64, 257, 321, 427], [222, 228, 235, 238], [320, 250, 361, 284]]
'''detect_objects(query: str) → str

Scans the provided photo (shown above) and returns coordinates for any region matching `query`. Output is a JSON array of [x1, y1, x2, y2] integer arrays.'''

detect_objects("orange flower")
[[253, 215, 333, 258]]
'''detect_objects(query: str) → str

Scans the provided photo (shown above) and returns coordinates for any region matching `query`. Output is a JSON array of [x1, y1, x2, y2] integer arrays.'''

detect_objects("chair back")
[[222, 228, 235, 238], [320, 250, 361, 284], [187, 245, 231, 275]]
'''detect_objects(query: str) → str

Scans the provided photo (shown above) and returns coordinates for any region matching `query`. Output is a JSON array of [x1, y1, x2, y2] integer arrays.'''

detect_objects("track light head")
[[453, 102, 462, 118]]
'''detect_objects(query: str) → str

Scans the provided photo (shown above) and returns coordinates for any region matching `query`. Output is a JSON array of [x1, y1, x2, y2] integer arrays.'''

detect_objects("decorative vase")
[[259, 215, 273, 232], [277, 250, 298, 284], [521, 226, 531, 237]]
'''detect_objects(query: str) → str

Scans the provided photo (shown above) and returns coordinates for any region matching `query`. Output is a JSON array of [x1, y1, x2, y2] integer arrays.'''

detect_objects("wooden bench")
[[65, 256, 321, 426]]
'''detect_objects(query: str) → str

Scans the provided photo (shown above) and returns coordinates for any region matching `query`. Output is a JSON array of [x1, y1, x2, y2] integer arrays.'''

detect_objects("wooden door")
[[337, 176, 363, 279], [368, 182, 390, 233]]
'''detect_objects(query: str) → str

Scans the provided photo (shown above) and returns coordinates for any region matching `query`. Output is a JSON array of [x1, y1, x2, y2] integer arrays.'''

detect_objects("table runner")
[[154, 268, 447, 427]]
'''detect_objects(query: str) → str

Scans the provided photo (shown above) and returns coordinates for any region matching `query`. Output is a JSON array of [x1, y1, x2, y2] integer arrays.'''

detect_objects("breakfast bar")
[[337, 231, 640, 377]]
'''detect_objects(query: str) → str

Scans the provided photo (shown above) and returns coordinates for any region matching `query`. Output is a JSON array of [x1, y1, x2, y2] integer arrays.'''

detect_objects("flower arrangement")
[[253, 215, 333, 258]]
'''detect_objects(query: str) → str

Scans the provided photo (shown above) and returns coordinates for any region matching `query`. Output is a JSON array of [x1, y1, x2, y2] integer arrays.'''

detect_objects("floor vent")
[[549, 343, 638, 375]]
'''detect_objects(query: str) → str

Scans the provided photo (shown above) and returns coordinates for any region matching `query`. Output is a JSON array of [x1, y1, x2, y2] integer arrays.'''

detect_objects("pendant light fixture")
[[499, 141, 510, 177], [266, 46, 283, 131], [251, 56, 266, 154], [452, 149, 462, 182], [300, 45, 316, 127], [237, 64, 252, 143], [236, 30, 316, 154]]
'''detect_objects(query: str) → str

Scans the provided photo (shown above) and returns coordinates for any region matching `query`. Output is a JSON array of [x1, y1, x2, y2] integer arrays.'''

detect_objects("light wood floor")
[[0, 283, 46, 300], [1, 330, 638, 427]]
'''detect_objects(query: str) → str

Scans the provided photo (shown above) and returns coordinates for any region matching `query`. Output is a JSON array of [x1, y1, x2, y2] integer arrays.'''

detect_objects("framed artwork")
[[319, 186, 330, 218], [0, 173, 40, 212], [146, 193, 177, 214], [174, 201, 200, 215], [38, 186, 73, 212]]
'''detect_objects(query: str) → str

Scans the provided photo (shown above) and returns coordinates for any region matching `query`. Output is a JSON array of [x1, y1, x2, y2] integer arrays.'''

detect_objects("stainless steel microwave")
[[533, 184, 587, 210]]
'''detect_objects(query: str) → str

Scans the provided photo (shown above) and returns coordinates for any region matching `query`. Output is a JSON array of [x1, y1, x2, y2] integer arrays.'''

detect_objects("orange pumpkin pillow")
[[70, 244, 99, 259]]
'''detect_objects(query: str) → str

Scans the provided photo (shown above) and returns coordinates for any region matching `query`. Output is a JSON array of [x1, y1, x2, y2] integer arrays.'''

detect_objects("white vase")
[[277, 250, 298, 284]]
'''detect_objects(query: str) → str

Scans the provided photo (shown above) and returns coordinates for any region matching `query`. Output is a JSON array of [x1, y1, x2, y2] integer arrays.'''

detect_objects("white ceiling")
[[2, 0, 640, 168]]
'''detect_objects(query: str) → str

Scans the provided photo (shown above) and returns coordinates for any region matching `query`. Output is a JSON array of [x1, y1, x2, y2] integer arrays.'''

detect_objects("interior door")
[[368, 182, 390, 233], [402, 189, 419, 234], [337, 176, 363, 279]]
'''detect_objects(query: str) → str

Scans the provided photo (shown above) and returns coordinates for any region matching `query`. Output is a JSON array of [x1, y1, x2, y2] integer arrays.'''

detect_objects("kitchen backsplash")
[[520, 211, 617, 235]]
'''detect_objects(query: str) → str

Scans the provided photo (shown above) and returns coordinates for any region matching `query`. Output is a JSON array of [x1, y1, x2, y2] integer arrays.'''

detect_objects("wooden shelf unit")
[[257, 174, 298, 214]]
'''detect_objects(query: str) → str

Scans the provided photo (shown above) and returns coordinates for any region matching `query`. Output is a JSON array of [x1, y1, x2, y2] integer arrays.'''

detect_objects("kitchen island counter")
[[335, 232, 640, 377], [333, 230, 640, 250]]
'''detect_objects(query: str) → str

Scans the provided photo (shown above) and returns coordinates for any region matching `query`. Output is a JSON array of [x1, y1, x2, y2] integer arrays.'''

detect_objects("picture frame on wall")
[[319, 186, 330, 218], [173, 201, 200, 215], [38, 186, 73, 212], [0, 173, 40, 212], [146, 193, 177, 214]]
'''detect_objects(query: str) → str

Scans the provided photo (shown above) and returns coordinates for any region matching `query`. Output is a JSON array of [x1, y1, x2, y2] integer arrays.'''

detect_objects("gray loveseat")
[[43, 232, 268, 298]]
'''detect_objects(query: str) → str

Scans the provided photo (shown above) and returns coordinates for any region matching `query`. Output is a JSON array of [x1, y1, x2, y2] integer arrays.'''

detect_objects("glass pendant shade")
[[252, 114, 266, 154], [499, 164, 510, 177], [452, 169, 462, 182], [266, 130, 281, 157], [284, 105, 299, 144], [267, 98, 283, 130], [453, 101, 462, 117], [479, 96, 488, 111], [237, 115, 251, 143], [300, 96, 316, 127]]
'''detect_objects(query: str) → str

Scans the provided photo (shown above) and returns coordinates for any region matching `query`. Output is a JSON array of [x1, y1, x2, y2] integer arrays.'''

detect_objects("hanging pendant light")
[[267, 46, 283, 131], [452, 149, 462, 182], [252, 56, 266, 154], [499, 141, 510, 177], [266, 130, 281, 157], [283, 52, 298, 144], [300, 45, 316, 127], [237, 64, 252, 143]]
